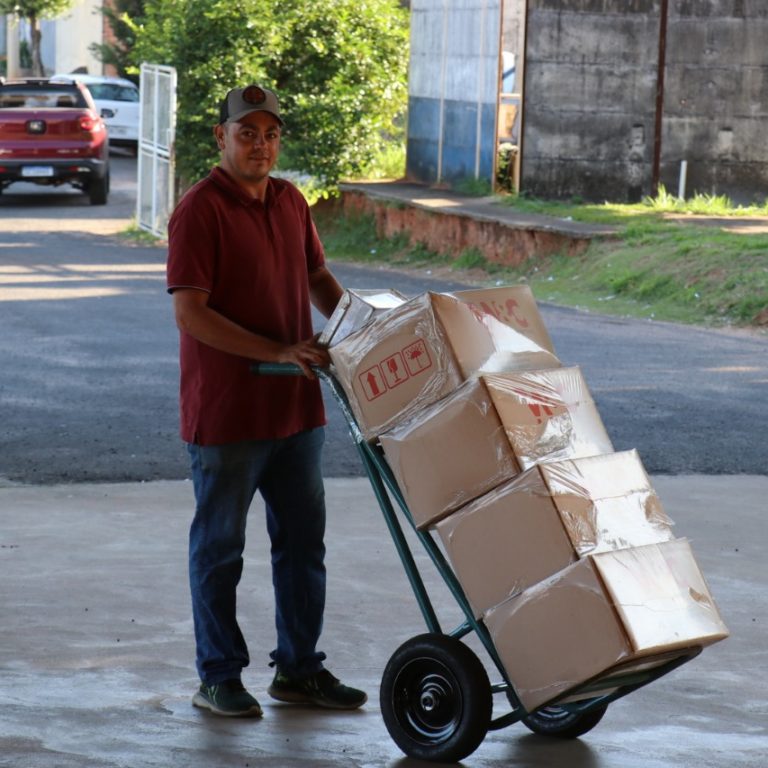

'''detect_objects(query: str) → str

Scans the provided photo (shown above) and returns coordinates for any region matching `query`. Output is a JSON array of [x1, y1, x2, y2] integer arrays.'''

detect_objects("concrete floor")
[[1, 475, 766, 768]]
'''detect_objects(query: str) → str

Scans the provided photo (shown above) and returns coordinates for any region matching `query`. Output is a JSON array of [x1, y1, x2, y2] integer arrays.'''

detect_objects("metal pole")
[[678, 159, 688, 199], [651, 0, 669, 197], [436, 0, 449, 185], [474, 0, 488, 180]]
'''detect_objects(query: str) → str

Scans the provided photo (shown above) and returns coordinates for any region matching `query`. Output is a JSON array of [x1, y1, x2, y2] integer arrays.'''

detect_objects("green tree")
[[90, 0, 145, 82], [0, 0, 76, 76], [131, 0, 408, 191]]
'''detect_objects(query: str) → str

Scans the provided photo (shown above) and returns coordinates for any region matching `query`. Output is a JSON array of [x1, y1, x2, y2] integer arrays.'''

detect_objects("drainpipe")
[[651, 0, 669, 197], [436, 0, 449, 185], [516, 0, 530, 194]]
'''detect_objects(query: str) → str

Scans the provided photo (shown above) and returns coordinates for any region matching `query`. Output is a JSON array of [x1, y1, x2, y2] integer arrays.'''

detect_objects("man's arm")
[[308, 265, 344, 319], [172, 288, 329, 378]]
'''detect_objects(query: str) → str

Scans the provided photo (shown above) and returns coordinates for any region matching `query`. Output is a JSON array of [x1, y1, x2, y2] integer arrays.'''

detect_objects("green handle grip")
[[250, 362, 319, 376]]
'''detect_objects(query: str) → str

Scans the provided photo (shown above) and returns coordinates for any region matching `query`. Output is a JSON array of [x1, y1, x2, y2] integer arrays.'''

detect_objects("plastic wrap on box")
[[435, 469, 578, 617], [484, 553, 632, 712], [434, 450, 675, 617], [485, 539, 729, 712], [483, 366, 613, 469], [448, 284, 556, 354], [539, 450, 675, 556], [319, 288, 407, 347], [379, 378, 519, 529], [593, 539, 730, 653], [432, 293, 560, 378], [328, 293, 464, 439], [329, 292, 560, 440]]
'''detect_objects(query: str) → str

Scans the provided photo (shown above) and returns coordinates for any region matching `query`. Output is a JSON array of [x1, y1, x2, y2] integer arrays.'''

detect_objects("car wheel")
[[88, 172, 109, 205]]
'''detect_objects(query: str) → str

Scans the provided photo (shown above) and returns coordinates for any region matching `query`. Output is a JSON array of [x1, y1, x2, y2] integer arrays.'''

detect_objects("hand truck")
[[253, 362, 702, 763]]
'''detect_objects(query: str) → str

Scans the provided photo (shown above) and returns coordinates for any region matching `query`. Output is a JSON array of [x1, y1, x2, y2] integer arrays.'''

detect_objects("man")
[[166, 84, 366, 717]]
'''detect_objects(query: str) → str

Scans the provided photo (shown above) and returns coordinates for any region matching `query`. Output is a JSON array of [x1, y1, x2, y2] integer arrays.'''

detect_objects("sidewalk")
[[1, 475, 766, 768]]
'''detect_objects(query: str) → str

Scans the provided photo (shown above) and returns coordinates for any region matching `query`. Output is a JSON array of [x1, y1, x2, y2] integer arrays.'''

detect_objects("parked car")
[[0, 77, 110, 205], [52, 73, 139, 153]]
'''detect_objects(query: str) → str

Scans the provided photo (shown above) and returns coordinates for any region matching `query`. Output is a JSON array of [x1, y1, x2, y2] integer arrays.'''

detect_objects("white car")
[[52, 73, 139, 153]]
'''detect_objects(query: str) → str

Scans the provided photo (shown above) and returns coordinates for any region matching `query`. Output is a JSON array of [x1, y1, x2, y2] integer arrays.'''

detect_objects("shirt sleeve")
[[166, 186, 218, 294]]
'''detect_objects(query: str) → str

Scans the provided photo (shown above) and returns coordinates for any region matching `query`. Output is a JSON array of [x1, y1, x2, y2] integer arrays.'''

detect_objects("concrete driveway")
[[0, 473, 766, 768]]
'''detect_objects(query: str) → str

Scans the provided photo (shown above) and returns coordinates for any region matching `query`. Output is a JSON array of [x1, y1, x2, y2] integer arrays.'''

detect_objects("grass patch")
[[316, 187, 768, 329], [118, 222, 166, 245]]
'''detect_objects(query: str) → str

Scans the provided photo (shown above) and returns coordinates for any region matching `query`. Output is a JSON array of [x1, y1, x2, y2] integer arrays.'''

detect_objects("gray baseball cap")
[[218, 85, 284, 125]]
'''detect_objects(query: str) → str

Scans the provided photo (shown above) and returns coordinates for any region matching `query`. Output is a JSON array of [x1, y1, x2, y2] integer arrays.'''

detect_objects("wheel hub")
[[419, 682, 443, 712]]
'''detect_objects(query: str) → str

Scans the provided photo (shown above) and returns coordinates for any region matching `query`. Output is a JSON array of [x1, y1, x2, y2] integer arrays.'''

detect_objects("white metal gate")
[[137, 63, 177, 237]]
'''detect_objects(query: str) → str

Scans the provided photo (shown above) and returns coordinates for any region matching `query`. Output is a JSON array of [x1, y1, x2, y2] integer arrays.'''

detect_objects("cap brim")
[[226, 107, 284, 126]]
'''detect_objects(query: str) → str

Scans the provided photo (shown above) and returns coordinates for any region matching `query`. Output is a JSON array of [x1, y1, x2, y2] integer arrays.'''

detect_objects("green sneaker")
[[267, 669, 367, 710], [192, 679, 263, 718]]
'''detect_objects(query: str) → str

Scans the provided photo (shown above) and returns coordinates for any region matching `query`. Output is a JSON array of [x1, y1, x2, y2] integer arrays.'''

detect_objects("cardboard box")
[[484, 539, 729, 712], [319, 288, 407, 347], [483, 366, 613, 470], [380, 367, 610, 529], [329, 292, 560, 440], [450, 285, 555, 355], [379, 378, 519, 529], [435, 450, 675, 616]]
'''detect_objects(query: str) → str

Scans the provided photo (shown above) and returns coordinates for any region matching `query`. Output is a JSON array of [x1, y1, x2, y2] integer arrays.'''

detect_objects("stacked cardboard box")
[[328, 288, 559, 440], [379, 367, 614, 528], [322, 285, 729, 712], [484, 538, 729, 710]]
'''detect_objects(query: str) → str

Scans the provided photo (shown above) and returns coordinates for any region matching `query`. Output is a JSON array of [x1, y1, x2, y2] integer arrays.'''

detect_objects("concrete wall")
[[407, 0, 501, 185], [521, 0, 768, 202], [521, 0, 661, 202], [661, 1, 768, 203], [45, 0, 103, 76]]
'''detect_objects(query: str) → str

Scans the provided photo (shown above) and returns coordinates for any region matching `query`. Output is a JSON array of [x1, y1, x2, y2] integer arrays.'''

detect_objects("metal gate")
[[136, 63, 177, 237]]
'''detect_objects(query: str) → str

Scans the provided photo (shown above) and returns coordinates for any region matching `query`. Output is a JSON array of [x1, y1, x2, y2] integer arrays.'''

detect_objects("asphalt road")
[[0, 156, 766, 485]]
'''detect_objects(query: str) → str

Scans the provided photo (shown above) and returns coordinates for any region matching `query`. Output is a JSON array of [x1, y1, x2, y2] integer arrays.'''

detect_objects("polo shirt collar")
[[209, 165, 285, 208]]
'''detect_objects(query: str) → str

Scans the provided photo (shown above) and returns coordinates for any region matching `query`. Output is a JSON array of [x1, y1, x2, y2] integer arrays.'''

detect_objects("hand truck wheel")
[[380, 633, 492, 763], [522, 702, 608, 738]]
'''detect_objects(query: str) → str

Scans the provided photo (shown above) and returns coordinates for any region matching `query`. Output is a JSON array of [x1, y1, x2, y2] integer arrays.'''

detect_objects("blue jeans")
[[187, 427, 327, 685]]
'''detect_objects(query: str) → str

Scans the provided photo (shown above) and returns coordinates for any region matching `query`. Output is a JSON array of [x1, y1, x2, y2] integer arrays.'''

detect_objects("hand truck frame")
[[253, 363, 702, 763]]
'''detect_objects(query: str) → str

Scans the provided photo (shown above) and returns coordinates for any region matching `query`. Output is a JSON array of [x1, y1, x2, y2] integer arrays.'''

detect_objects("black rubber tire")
[[380, 633, 492, 763], [88, 171, 109, 205], [522, 702, 608, 738]]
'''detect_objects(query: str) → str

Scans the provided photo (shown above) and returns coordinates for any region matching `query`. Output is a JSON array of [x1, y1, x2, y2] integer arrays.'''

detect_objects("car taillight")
[[79, 115, 103, 133]]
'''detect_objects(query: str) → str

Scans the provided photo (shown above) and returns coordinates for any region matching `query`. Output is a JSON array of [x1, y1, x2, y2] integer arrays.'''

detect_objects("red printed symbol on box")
[[358, 341, 433, 402], [382, 352, 409, 388], [402, 340, 432, 375], [359, 364, 387, 401], [528, 402, 556, 424]]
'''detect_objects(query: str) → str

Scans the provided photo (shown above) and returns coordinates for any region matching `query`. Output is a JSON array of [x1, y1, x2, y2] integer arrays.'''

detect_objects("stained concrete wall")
[[661, 1, 768, 203], [521, 0, 662, 202], [406, 0, 501, 185], [522, 0, 768, 202]]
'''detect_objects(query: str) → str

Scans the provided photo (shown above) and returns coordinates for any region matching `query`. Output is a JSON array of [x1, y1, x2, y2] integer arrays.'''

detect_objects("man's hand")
[[276, 334, 331, 379]]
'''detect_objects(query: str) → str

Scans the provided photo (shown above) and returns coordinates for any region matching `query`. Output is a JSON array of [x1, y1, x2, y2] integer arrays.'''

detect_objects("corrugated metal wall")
[[406, 0, 501, 186]]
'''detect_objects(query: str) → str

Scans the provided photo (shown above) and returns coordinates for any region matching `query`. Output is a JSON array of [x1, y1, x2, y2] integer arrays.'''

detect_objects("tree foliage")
[[0, 0, 76, 75], [131, 0, 409, 191]]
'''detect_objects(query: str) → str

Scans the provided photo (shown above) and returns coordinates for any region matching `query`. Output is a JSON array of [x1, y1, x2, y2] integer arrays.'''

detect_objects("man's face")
[[215, 111, 281, 191]]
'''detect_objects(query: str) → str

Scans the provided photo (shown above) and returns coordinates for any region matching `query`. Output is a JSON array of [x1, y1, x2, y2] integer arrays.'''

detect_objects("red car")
[[0, 77, 110, 205]]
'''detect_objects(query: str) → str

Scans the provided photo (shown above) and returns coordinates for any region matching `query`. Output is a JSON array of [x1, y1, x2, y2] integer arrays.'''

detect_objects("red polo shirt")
[[166, 167, 326, 445]]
